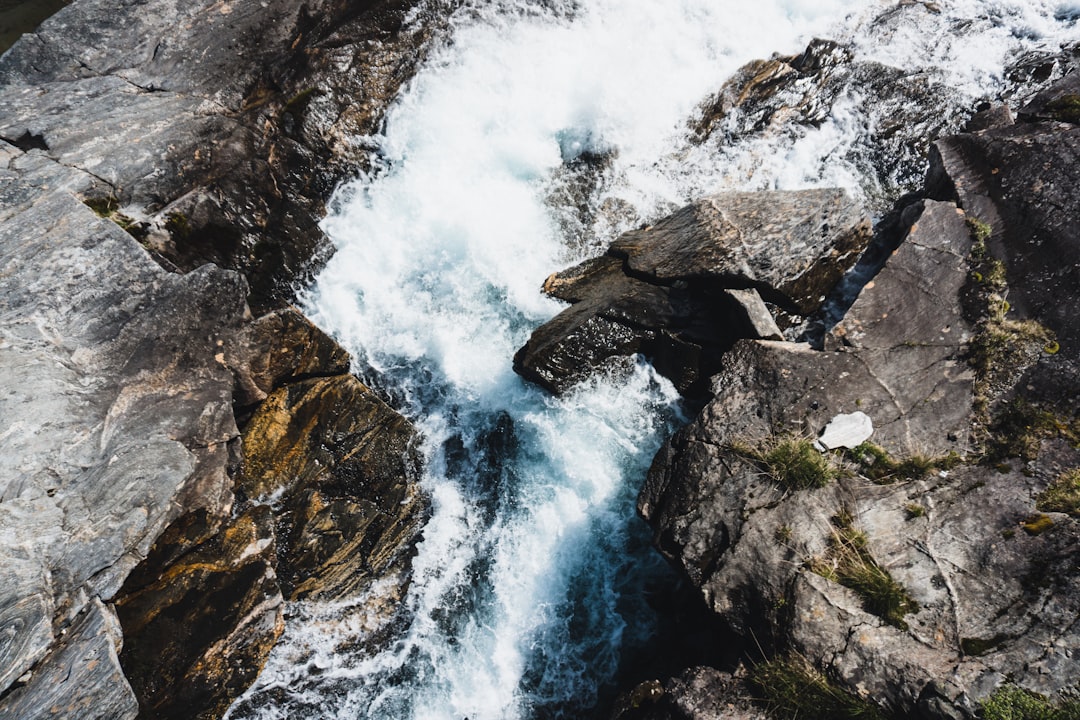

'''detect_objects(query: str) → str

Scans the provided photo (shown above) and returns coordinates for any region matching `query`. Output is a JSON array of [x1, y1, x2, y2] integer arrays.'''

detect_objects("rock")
[[228, 307, 352, 408], [0, 0, 438, 312], [0, 599, 138, 720], [114, 507, 283, 720], [0, 0, 442, 715], [637, 168, 1080, 716], [0, 150, 246, 714], [691, 37, 964, 206], [514, 188, 870, 397], [610, 667, 767, 720], [239, 375, 427, 601], [814, 411, 873, 451]]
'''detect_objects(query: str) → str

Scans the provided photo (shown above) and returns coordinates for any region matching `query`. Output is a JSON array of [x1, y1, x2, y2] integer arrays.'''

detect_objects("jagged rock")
[[228, 307, 352, 407], [0, 0, 437, 311], [514, 188, 870, 397], [691, 37, 963, 204], [610, 668, 767, 720], [114, 507, 283, 720], [0, 150, 245, 714], [0, 1, 441, 716], [0, 599, 138, 720], [638, 185, 1080, 716], [239, 375, 427, 601]]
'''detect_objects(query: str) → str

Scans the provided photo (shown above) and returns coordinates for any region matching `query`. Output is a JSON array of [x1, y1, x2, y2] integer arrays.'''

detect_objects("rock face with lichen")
[[613, 73, 1080, 719], [0, 0, 438, 718]]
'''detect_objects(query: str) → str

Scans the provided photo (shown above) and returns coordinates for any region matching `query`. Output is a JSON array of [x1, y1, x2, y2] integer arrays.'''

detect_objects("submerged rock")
[[514, 188, 870, 397]]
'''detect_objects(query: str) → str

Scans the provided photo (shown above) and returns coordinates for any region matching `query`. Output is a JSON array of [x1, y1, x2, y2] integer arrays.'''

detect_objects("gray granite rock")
[[0, 150, 245, 712], [638, 187, 1080, 717]]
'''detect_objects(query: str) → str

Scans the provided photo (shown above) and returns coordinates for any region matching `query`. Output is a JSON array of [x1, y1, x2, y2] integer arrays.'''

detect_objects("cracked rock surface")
[[630, 76, 1080, 719], [0, 0, 440, 717]]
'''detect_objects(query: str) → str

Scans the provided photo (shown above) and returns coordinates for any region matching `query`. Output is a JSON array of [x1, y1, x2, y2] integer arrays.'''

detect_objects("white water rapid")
[[228, 1, 1080, 718]]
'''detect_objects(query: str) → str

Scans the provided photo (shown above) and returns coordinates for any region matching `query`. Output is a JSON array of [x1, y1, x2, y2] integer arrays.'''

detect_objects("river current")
[[228, 1, 1079, 717]]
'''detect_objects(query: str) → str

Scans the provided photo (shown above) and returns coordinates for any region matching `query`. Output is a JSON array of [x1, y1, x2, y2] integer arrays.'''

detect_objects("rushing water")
[[228, 1, 1080, 718]]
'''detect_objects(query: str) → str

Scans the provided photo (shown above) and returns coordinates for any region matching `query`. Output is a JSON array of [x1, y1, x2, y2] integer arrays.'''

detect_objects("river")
[[227, 0, 1079, 717]]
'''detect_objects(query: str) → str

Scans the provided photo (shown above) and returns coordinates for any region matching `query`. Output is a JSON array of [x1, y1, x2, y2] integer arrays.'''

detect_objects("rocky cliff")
[[516, 60, 1080, 720], [0, 0, 443, 717]]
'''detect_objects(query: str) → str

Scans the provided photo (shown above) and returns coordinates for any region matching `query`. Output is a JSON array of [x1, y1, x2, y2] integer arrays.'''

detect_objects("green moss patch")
[[1045, 94, 1080, 124], [980, 684, 1080, 720], [1038, 469, 1080, 517]]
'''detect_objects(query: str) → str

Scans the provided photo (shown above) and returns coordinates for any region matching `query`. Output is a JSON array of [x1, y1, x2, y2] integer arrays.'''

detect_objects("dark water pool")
[[1, 0, 70, 54]]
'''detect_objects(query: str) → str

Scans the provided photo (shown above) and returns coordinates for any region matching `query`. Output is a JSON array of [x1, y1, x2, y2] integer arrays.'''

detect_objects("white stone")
[[814, 411, 874, 451]]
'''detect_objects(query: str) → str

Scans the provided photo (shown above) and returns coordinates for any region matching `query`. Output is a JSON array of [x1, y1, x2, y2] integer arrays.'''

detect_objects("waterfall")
[[227, 0, 1079, 717]]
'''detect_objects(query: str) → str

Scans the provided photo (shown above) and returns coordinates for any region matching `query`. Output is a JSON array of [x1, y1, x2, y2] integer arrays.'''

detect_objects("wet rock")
[[514, 188, 870, 397], [228, 307, 352, 408], [114, 507, 283, 720], [691, 37, 963, 205], [239, 375, 427, 601]]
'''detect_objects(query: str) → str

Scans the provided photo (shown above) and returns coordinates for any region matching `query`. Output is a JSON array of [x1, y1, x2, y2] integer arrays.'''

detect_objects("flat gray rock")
[[0, 151, 246, 710]]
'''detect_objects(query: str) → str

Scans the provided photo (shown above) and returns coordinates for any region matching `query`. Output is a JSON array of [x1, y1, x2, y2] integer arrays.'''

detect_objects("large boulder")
[[0, 0, 438, 311], [637, 98, 1080, 717], [514, 188, 870, 397]]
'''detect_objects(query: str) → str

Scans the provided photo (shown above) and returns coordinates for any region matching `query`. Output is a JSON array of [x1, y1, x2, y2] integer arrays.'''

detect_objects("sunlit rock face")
[[514, 188, 871, 398], [637, 80, 1080, 717]]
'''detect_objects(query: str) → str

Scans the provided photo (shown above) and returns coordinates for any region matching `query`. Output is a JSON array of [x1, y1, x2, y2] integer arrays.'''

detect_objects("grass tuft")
[[732, 436, 840, 491], [846, 442, 960, 484], [1038, 469, 1080, 517], [811, 510, 918, 630], [750, 654, 885, 720]]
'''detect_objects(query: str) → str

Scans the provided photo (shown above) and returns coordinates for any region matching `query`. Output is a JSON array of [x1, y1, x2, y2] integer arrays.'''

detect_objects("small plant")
[[967, 215, 993, 247], [83, 196, 142, 238], [811, 510, 918, 630], [750, 654, 886, 720], [732, 436, 840, 491], [775, 524, 794, 544], [1021, 513, 1055, 536], [986, 398, 1080, 462], [1037, 469, 1080, 516], [979, 683, 1080, 720], [846, 442, 960, 484], [164, 211, 191, 239], [1045, 93, 1080, 124], [904, 502, 926, 519]]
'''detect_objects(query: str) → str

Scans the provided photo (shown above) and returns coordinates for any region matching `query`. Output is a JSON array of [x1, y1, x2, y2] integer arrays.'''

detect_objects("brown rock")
[[229, 307, 352, 407], [114, 506, 282, 720], [239, 375, 426, 601]]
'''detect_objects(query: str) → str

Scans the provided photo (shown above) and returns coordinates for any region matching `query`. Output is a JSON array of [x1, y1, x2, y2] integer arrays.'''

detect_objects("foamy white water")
[[228, 1, 1079, 717]]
